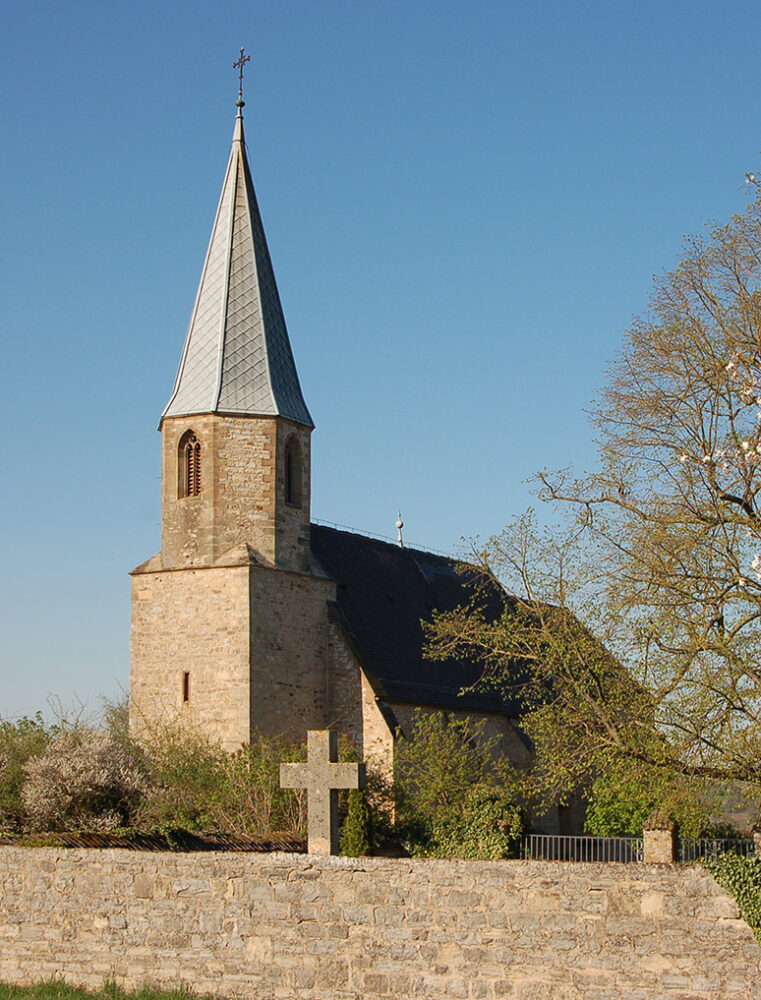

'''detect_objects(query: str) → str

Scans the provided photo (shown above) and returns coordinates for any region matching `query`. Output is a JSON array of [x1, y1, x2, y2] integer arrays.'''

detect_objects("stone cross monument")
[[280, 730, 367, 855]]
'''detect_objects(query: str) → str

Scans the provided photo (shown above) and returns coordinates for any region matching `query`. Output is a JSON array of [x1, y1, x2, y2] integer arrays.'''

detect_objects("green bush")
[[130, 724, 225, 832], [212, 733, 307, 835], [0, 715, 52, 833], [340, 788, 372, 856], [134, 724, 307, 837], [703, 853, 761, 945], [430, 783, 523, 859], [393, 710, 522, 858], [1, 703, 309, 840]]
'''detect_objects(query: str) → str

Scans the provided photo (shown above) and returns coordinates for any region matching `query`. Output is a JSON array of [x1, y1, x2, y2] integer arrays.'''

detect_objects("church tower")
[[130, 91, 335, 748], [160, 102, 313, 575]]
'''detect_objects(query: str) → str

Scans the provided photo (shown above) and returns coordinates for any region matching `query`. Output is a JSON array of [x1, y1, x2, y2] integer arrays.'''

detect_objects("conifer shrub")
[[340, 788, 372, 856]]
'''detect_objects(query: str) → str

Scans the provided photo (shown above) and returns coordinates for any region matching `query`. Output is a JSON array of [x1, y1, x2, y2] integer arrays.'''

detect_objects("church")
[[128, 90, 533, 789]]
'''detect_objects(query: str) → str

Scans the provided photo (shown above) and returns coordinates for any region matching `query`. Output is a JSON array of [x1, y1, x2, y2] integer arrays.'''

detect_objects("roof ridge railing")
[[310, 518, 455, 560]]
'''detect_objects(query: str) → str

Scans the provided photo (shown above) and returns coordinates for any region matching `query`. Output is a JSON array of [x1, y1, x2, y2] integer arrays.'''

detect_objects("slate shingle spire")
[[162, 105, 313, 428]]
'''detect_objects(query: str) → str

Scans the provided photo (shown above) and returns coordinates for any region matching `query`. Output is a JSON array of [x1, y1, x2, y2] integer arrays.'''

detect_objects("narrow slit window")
[[182, 671, 190, 703], [284, 437, 302, 507]]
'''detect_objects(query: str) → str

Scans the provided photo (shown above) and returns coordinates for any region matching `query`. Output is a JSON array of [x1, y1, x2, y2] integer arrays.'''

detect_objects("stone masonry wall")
[[160, 414, 311, 572], [1, 848, 759, 1000], [131, 559, 338, 750], [326, 620, 395, 778], [248, 563, 335, 738], [130, 564, 251, 749]]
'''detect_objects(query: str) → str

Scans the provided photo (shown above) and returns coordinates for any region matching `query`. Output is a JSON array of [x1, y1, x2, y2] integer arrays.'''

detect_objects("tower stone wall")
[[160, 414, 311, 572], [130, 563, 252, 748], [130, 559, 341, 751], [248, 565, 334, 736], [326, 620, 395, 779]]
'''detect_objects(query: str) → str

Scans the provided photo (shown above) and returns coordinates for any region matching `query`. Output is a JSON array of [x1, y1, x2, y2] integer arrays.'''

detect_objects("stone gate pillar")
[[643, 810, 677, 863]]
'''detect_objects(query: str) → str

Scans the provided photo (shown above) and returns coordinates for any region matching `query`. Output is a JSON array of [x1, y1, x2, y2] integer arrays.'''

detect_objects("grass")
[[0, 983, 218, 1000]]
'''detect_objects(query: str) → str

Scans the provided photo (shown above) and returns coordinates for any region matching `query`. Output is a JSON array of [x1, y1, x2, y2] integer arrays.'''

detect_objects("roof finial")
[[233, 46, 251, 109], [396, 511, 404, 549]]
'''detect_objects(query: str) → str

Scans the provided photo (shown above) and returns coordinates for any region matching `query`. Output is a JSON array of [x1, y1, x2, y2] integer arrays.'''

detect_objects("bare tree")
[[427, 190, 761, 808]]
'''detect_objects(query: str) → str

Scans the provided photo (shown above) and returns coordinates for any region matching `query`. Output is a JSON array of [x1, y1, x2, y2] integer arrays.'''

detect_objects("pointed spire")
[[162, 94, 313, 428]]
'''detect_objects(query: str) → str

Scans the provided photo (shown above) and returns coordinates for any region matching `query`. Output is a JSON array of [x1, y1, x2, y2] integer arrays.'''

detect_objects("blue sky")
[[2, 0, 761, 718]]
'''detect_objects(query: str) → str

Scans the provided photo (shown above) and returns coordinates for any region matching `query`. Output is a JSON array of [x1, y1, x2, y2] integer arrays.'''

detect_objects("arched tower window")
[[284, 437, 302, 508], [178, 431, 202, 498]]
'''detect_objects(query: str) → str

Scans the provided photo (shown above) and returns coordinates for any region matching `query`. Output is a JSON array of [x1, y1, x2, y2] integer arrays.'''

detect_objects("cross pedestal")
[[280, 730, 367, 855]]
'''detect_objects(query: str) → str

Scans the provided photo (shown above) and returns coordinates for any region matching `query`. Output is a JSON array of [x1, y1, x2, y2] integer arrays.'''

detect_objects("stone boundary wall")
[[1, 848, 759, 1000]]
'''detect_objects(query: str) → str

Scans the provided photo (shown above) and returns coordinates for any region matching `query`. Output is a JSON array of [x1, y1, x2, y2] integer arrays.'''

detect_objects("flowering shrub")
[[22, 728, 145, 832]]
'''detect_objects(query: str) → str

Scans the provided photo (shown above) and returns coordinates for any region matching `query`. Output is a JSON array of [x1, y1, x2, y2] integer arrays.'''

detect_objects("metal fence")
[[522, 834, 644, 863], [678, 838, 755, 863], [522, 833, 757, 863]]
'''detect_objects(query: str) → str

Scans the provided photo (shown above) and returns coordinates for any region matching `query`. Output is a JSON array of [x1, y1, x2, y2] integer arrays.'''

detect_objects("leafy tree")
[[427, 188, 761, 814], [584, 758, 712, 838]]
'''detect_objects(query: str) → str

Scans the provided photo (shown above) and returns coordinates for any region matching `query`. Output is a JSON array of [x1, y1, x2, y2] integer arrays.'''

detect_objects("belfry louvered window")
[[179, 431, 201, 498]]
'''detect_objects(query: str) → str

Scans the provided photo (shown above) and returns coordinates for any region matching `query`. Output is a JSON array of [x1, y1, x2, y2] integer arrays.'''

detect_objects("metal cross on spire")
[[233, 46, 251, 107]]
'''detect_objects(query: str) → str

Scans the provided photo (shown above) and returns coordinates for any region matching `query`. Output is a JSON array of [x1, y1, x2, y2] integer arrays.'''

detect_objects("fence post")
[[753, 824, 761, 857], [643, 810, 677, 863]]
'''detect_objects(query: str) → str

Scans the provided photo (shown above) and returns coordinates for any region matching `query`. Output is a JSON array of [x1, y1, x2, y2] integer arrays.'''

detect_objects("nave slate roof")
[[310, 525, 525, 717], [162, 109, 312, 427]]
